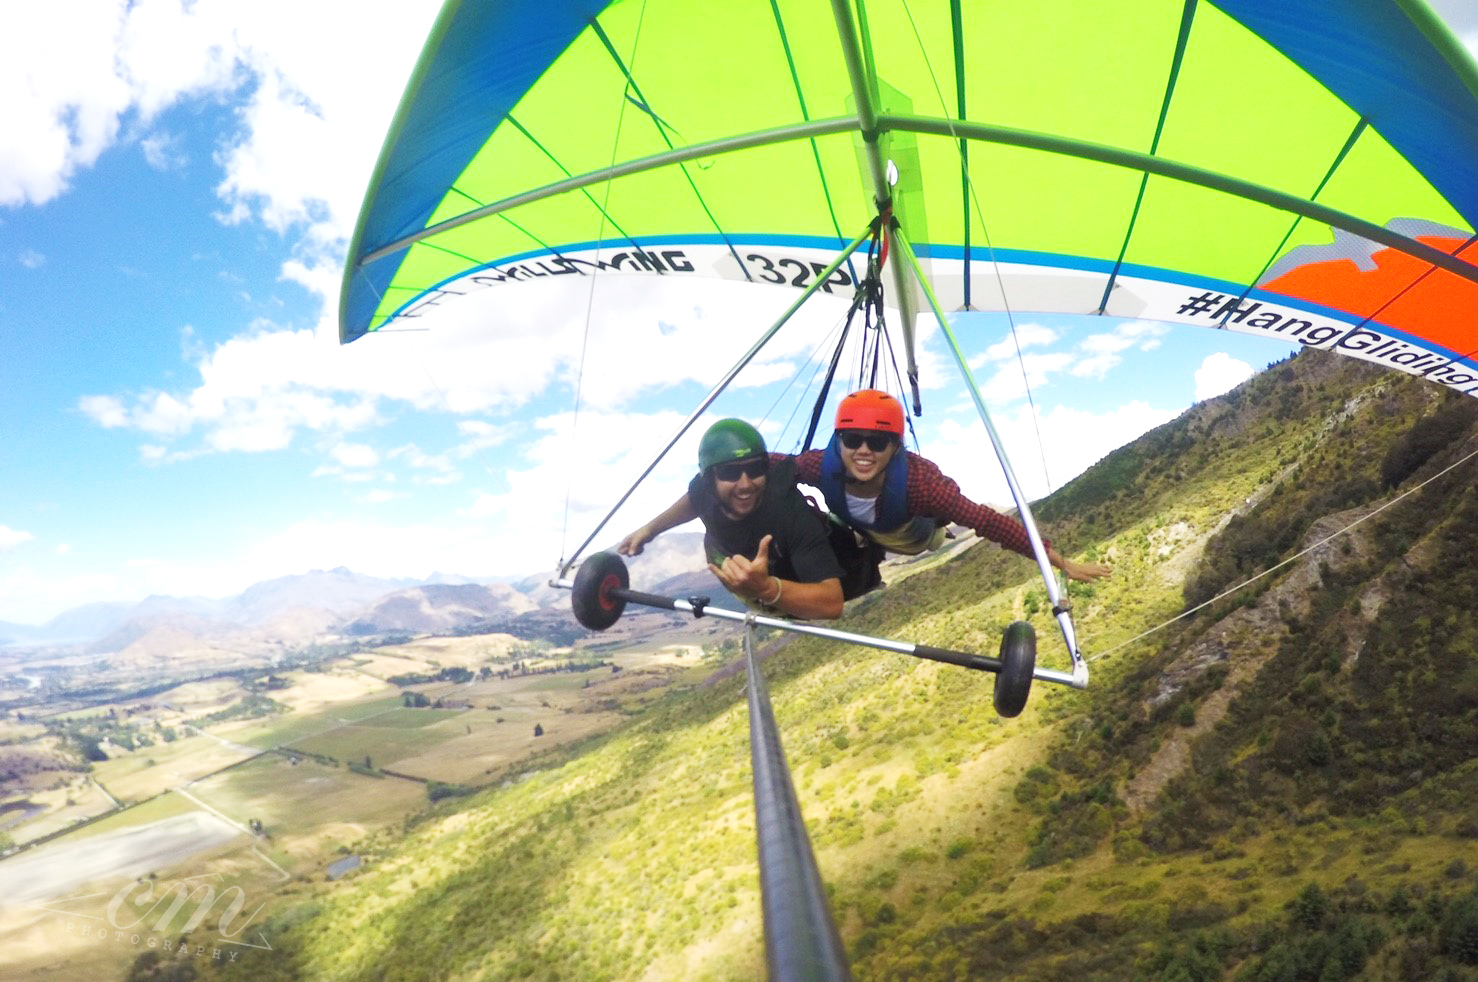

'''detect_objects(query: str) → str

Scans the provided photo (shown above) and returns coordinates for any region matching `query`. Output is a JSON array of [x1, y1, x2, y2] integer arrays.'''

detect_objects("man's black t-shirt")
[[688, 459, 843, 587]]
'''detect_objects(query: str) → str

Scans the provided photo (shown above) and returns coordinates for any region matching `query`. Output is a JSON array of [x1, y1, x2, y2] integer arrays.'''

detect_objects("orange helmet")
[[835, 389, 904, 437]]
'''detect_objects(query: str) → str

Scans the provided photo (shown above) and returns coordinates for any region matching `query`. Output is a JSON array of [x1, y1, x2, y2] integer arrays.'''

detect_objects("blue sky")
[[2, 2, 1475, 626]]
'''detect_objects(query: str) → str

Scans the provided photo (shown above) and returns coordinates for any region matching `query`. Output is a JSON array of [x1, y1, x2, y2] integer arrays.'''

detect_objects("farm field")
[[222, 693, 407, 750], [91, 732, 259, 804], [63, 787, 203, 842], [259, 666, 394, 713], [351, 706, 465, 728], [373, 703, 626, 785], [150, 678, 245, 716], [361, 633, 525, 670], [287, 715, 465, 766], [0, 632, 723, 982], [188, 754, 428, 868]]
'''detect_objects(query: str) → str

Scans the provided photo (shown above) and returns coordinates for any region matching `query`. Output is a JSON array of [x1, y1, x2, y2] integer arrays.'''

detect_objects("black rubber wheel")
[[571, 551, 629, 631], [993, 620, 1036, 718]]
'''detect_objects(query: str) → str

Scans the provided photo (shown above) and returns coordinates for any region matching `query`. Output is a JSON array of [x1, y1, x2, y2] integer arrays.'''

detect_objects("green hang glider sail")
[[341, 0, 1478, 397]]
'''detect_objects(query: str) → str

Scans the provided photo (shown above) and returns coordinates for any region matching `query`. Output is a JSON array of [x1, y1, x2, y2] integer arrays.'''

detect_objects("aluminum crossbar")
[[551, 578, 1085, 689]]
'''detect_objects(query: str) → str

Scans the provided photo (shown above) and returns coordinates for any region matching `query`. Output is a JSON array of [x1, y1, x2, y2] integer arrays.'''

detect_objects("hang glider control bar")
[[558, 551, 1086, 720]]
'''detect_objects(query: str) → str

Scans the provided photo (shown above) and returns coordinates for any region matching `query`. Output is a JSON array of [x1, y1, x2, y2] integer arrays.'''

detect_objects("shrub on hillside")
[[1380, 398, 1478, 488], [426, 780, 473, 802], [1440, 890, 1478, 965]]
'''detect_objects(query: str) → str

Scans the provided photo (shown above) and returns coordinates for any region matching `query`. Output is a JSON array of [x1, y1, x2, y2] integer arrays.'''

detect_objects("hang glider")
[[342, 0, 1478, 396]]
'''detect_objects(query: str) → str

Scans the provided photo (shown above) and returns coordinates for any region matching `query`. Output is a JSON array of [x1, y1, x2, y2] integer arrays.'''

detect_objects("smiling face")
[[711, 456, 768, 520], [838, 430, 898, 491]]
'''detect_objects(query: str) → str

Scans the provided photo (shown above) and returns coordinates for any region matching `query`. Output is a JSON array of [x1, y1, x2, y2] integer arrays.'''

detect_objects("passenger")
[[791, 389, 1111, 582]]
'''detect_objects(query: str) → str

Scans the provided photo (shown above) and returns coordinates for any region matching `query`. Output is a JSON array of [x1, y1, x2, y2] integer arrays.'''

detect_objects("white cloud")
[[214, 69, 336, 234], [977, 351, 1076, 404], [117, 0, 242, 119], [204, 389, 380, 453], [0, 0, 242, 207], [78, 271, 859, 469], [314, 452, 385, 482], [134, 391, 195, 436], [1193, 352, 1254, 401], [925, 400, 1179, 507], [140, 131, 187, 170], [279, 256, 339, 300], [218, 1, 444, 238], [454, 420, 518, 457], [970, 322, 1059, 368], [0, 3, 130, 205], [329, 441, 378, 469], [18, 249, 45, 269], [0, 0, 438, 282], [78, 395, 130, 428], [388, 444, 459, 485], [237, 517, 515, 584], [81, 321, 387, 454], [0, 525, 35, 552], [956, 318, 1171, 404], [465, 407, 713, 564], [1071, 321, 1170, 378], [139, 444, 197, 464]]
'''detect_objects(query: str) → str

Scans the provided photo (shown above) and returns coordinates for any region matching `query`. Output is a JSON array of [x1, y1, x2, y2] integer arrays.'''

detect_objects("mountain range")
[[0, 531, 713, 654]]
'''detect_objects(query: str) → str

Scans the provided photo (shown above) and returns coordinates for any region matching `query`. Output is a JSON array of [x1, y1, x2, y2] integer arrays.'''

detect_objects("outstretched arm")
[[1046, 546, 1112, 583], [708, 534, 844, 620], [618, 492, 697, 556], [908, 454, 1111, 580]]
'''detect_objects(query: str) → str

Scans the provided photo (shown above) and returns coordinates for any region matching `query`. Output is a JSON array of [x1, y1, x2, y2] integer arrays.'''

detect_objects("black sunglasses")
[[838, 431, 895, 453], [712, 457, 768, 482]]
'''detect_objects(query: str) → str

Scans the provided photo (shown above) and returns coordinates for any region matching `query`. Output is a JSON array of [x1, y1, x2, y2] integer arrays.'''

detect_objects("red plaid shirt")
[[782, 450, 1045, 559]]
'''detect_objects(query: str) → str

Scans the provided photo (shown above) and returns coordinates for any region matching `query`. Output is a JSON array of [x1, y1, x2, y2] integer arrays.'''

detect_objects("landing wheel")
[[571, 551, 629, 631], [993, 620, 1036, 718]]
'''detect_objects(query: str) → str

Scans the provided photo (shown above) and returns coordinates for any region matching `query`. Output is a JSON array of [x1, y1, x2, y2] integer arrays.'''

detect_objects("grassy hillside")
[[151, 351, 1477, 982]]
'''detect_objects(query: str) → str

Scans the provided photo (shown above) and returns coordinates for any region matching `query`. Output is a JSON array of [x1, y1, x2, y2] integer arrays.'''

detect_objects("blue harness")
[[816, 435, 910, 531]]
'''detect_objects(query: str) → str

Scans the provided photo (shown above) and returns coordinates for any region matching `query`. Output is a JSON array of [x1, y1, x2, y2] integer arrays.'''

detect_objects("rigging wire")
[[763, 311, 851, 451], [1082, 439, 1478, 663], [879, 311, 922, 452]]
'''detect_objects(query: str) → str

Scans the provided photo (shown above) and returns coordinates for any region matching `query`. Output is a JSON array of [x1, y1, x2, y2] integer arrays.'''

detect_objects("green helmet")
[[698, 419, 767, 471]]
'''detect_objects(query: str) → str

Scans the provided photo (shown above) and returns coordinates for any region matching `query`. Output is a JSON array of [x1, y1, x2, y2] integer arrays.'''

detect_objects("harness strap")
[[801, 202, 895, 454]]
